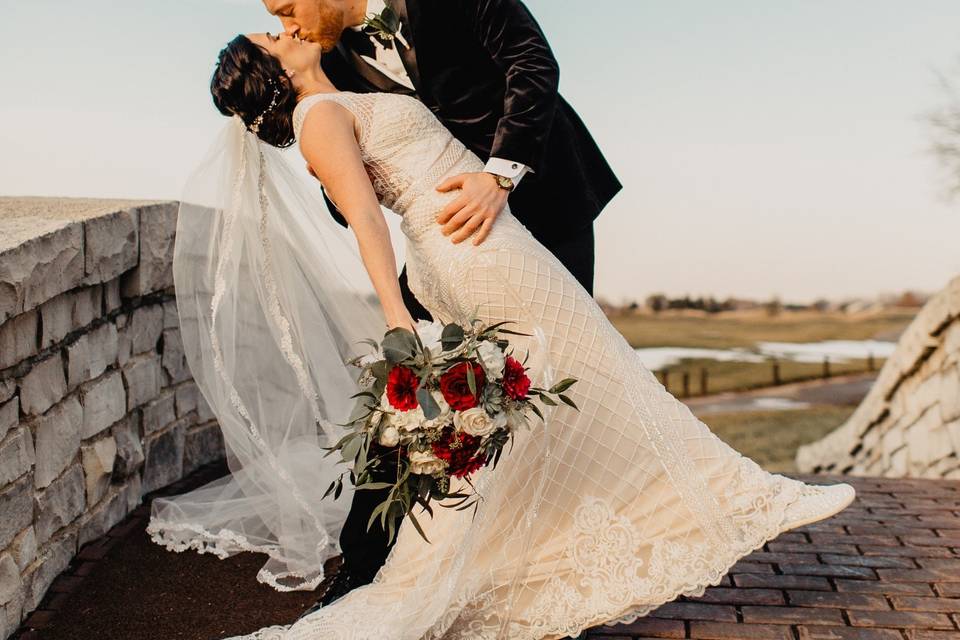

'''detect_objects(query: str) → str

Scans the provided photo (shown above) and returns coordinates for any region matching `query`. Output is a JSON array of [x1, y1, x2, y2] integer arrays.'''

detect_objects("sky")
[[1, 1, 959, 304]]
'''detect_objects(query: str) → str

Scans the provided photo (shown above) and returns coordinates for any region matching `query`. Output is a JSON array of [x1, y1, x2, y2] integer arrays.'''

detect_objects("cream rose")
[[378, 426, 400, 447], [408, 450, 446, 475], [454, 407, 507, 437]]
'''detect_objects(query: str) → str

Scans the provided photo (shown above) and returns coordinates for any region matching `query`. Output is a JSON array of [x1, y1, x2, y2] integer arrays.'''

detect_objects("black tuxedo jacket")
[[319, 0, 622, 239]]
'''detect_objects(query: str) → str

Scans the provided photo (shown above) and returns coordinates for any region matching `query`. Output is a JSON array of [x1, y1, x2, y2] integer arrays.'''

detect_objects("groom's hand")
[[435, 173, 508, 246]]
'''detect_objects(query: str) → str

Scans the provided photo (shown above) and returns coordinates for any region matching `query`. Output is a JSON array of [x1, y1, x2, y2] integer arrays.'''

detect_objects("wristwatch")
[[489, 173, 515, 192]]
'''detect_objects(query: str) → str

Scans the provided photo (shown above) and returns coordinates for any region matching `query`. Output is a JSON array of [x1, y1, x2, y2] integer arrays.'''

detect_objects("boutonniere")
[[362, 4, 410, 49]]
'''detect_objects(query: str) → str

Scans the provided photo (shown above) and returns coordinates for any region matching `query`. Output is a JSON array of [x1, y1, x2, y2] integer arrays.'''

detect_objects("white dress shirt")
[[352, 0, 530, 186]]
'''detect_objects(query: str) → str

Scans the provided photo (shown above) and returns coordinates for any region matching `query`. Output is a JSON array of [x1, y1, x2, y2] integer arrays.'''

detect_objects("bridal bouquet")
[[324, 318, 578, 543]]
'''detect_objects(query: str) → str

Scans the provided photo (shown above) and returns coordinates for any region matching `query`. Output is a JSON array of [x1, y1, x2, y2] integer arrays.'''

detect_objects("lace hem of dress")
[[146, 519, 324, 592], [508, 483, 852, 640]]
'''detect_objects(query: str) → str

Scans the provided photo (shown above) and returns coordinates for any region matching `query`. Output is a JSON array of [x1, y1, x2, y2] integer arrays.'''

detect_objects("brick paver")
[[11, 470, 960, 639], [586, 473, 960, 640]]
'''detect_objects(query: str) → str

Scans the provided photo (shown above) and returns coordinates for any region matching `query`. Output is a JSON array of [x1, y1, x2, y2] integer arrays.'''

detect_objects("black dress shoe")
[[297, 566, 355, 620]]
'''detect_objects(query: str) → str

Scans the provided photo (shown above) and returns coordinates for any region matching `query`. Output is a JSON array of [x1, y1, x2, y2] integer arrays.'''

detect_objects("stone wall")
[[796, 275, 960, 479], [0, 198, 224, 639]]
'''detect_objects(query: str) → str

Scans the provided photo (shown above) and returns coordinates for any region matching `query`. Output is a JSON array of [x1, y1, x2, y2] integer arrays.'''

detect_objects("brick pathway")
[[12, 467, 960, 640]]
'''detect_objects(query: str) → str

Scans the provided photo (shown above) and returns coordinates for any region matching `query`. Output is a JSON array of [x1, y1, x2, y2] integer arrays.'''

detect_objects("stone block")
[[0, 554, 21, 607], [0, 397, 18, 442], [66, 321, 118, 388], [9, 528, 36, 573], [27, 530, 77, 611], [128, 304, 163, 355], [175, 382, 198, 418], [78, 482, 128, 548], [83, 207, 138, 283], [0, 427, 34, 486], [0, 223, 83, 323], [78, 370, 125, 439], [81, 436, 116, 507], [112, 412, 143, 479], [161, 328, 190, 385], [0, 310, 38, 370], [122, 354, 162, 411], [34, 463, 85, 546], [103, 279, 122, 314], [142, 389, 176, 436], [33, 395, 82, 489], [183, 421, 225, 475], [123, 472, 142, 511], [0, 476, 33, 550], [38, 286, 102, 349], [116, 314, 132, 368], [941, 364, 960, 424], [19, 353, 67, 416], [142, 420, 185, 493], [0, 381, 13, 404], [120, 204, 177, 297], [162, 299, 178, 330]]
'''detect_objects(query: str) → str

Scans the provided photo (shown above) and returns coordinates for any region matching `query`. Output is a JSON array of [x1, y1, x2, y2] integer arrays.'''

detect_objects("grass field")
[[609, 308, 916, 350], [608, 308, 916, 395], [698, 405, 857, 473]]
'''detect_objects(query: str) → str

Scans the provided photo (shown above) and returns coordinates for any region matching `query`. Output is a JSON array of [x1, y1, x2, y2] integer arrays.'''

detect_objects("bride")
[[148, 31, 856, 640]]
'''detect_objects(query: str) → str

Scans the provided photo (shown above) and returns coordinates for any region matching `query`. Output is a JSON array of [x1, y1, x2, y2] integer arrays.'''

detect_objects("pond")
[[634, 339, 897, 371]]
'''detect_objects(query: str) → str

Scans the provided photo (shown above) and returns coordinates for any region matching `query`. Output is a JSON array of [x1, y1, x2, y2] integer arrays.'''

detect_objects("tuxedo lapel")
[[334, 33, 411, 94], [387, 0, 422, 93]]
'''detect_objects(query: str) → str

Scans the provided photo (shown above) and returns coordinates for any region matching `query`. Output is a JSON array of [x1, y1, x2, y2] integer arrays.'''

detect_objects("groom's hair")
[[211, 35, 299, 148]]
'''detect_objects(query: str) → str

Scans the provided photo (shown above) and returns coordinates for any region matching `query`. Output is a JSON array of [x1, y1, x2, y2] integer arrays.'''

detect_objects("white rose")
[[454, 407, 507, 437], [476, 340, 505, 377], [415, 319, 446, 356], [378, 426, 400, 447], [392, 406, 425, 432], [408, 450, 446, 475], [422, 391, 452, 430]]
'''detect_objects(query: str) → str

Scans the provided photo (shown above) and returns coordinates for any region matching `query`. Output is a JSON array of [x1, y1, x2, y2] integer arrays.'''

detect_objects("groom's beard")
[[311, 6, 348, 52]]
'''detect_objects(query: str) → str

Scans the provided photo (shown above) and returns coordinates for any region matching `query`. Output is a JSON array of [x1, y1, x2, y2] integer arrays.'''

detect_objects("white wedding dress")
[[225, 91, 855, 640]]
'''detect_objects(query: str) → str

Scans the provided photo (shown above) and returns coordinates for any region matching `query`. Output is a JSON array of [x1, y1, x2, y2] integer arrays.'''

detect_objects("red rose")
[[502, 356, 531, 400], [439, 361, 485, 411], [432, 428, 485, 479], [386, 366, 419, 411]]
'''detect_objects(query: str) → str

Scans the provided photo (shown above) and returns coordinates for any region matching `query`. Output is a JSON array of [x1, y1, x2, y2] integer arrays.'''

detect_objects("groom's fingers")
[[435, 174, 465, 193], [472, 217, 494, 246], [437, 194, 468, 224], [450, 212, 484, 244], [442, 205, 476, 236]]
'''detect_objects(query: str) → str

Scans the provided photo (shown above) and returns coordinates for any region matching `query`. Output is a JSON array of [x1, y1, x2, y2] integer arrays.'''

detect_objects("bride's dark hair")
[[211, 35, 299, 148]]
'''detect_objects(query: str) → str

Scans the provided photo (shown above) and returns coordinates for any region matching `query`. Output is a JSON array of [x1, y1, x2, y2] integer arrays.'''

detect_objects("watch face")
[[497, 175, 514, 190]]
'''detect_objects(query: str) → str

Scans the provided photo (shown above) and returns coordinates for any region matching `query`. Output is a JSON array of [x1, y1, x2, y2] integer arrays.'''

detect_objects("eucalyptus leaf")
[[417, 387, 440, 419], [441, 323, 465, 350], [382, 328, 417, 363], [549, 378, 578, 395], [558, 393, 579, 410], [466, 363, 476, 396]]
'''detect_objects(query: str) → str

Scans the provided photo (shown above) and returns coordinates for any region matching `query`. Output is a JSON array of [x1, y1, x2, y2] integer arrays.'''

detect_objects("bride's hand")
[[386, 312, 417, 333]]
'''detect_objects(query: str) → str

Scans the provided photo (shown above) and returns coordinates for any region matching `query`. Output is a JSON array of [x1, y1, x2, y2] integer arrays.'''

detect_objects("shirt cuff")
[[484, 157, 531, 187]]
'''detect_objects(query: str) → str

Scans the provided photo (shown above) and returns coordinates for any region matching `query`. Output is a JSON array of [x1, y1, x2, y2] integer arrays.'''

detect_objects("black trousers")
[[337, 220, 595, 584]]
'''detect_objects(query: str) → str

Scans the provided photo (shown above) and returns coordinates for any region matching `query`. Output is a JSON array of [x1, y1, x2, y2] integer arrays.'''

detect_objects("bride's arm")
[[299, 102, 415, 331]]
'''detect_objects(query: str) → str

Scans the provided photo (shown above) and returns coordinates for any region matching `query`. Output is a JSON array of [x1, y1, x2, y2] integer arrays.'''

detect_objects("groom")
[[262, 0, 621, 603]]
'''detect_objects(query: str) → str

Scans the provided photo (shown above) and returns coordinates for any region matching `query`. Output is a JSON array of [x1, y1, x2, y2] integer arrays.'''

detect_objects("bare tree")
[[928, 59, 960, 199]]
